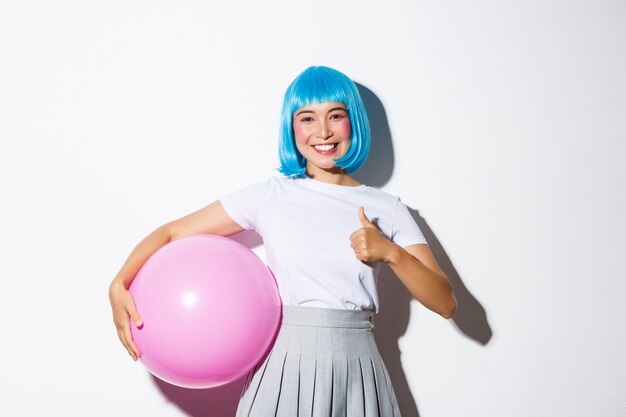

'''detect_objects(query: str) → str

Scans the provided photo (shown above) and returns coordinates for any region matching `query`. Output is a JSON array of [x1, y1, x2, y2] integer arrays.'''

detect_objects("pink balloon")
[[129, 234, 282, 389]]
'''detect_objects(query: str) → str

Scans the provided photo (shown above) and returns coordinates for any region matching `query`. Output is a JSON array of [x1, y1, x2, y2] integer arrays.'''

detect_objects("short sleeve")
[[219, 179, 272, 231], [391, 199, 428, 247]]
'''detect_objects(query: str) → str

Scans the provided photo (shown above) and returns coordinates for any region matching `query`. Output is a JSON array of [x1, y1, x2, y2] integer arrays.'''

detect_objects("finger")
[[358, 207, 374, 227], [118, 327, 137, 361], [117, 328, 125, 344], [351, 241, 364, 252], [123, 323, 141, 360], [116, 309, 141, 360], [349, 232, 363, 244], [126, 299, 143, 329]]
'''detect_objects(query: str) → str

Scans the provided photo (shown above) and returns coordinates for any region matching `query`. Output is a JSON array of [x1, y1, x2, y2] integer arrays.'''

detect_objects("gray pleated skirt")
[[235, 305, 401, 417]]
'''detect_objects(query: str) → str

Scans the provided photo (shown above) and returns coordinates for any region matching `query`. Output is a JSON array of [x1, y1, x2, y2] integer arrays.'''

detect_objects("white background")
[[1, 1, 625, 416]]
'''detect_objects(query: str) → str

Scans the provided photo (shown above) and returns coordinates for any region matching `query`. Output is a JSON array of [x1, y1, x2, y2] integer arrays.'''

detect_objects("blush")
[[293, 124, 308, 144], [336, 118, 351, 137]]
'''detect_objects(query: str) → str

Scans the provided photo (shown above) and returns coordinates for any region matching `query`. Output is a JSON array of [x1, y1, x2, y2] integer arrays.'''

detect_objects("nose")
[[316, 120, 333, 140]]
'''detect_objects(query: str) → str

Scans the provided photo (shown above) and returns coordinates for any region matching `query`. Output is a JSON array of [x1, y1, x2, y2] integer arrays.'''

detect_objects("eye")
[[299, 116, 314, 123], [330, 113, 348, 121]]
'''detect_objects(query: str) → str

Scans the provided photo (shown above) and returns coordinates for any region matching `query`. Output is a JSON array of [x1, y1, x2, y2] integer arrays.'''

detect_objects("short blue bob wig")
[[277, 66, 371, 177]]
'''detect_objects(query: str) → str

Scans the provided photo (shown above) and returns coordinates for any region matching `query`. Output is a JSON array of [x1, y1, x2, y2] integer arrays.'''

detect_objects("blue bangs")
[[277, 66, 371, 177]]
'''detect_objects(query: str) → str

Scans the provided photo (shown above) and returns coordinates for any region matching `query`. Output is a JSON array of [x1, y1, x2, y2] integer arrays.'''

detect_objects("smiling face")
[[292, 101, 352, 174]]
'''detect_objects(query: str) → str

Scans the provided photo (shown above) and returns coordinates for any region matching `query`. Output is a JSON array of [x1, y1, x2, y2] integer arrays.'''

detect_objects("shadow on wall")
[[356, 83, 492, 417], [353, 83, 394, 188], [374, 210, 492, 417], [407, 210, 493, 346], [152, 86, 492, 416], [152, 375, 245, 417], [354, 82, 492, 343]]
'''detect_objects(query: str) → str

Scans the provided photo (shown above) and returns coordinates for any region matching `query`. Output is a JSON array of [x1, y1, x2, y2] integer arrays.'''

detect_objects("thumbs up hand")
[[349, 207, 393, 263]]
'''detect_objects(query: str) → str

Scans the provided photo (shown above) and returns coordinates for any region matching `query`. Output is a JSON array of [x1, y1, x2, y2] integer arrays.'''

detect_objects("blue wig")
[[277, 66, 371, 177]]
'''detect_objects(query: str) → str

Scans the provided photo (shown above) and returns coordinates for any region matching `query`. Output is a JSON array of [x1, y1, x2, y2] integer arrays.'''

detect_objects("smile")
[[312, 143, 338, 152]]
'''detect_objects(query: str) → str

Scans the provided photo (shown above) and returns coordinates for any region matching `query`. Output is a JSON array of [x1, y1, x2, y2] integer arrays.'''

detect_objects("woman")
[[109, 66, 457, 417]]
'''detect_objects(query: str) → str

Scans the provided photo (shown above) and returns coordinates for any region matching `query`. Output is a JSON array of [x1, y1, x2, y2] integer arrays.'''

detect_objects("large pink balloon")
[[129, 234, 282, 389]]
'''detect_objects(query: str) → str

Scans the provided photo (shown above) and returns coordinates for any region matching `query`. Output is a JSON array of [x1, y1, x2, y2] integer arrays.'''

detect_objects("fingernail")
[[135, 319, 143, 327]]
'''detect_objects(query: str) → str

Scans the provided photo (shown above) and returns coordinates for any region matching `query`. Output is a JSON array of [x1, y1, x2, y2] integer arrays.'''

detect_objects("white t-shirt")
[[219, 175, 427, 313]]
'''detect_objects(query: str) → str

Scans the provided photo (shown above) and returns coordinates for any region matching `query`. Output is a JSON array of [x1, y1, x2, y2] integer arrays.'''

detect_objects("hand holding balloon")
[[349, 207, 394, 263], [109, 283, 143, 361], [127, 234, 281, 389]]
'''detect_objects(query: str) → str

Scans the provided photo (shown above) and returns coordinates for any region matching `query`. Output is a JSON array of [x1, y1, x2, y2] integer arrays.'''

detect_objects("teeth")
[[314, 144, 336, 151]]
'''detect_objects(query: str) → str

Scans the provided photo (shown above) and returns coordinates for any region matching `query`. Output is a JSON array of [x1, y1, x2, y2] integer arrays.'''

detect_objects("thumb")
[[358, 207, 374, 227]]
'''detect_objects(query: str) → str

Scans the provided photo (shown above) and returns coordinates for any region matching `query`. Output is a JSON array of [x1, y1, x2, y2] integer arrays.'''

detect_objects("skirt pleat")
[[358, 356, 379, 417], [237, 349, 274, 415], [346, 355, 365, 416], [313, 354, 332, 417], [371, 356, 394, 417], [331, 355, 348, 417], [276, 351, 301, 417], [235, 305, 401, 417], [296, 354, 315, 417]]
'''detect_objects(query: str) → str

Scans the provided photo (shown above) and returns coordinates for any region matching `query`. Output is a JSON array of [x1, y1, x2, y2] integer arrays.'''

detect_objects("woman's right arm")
[[109, 200, 244, 361]]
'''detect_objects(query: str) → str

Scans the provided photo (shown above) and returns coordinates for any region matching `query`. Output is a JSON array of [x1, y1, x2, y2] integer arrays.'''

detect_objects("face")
[[292, 101, 352, 172]]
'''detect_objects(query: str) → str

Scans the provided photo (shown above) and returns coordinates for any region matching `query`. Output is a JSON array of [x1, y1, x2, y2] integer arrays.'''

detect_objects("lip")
[[312, 143, 338, 155]]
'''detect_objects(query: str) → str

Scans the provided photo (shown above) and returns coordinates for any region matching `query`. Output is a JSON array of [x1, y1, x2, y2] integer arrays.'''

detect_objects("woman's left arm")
[[385, 243, 457, 319], [350, 207, 457, 319]]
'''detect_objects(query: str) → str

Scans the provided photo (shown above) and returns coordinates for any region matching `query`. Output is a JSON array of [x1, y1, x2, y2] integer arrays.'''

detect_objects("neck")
[[304, 163, 361, 187]]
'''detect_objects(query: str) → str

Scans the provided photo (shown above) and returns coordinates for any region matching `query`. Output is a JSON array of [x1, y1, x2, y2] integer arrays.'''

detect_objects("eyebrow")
[[295, 107, 348, 116]]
